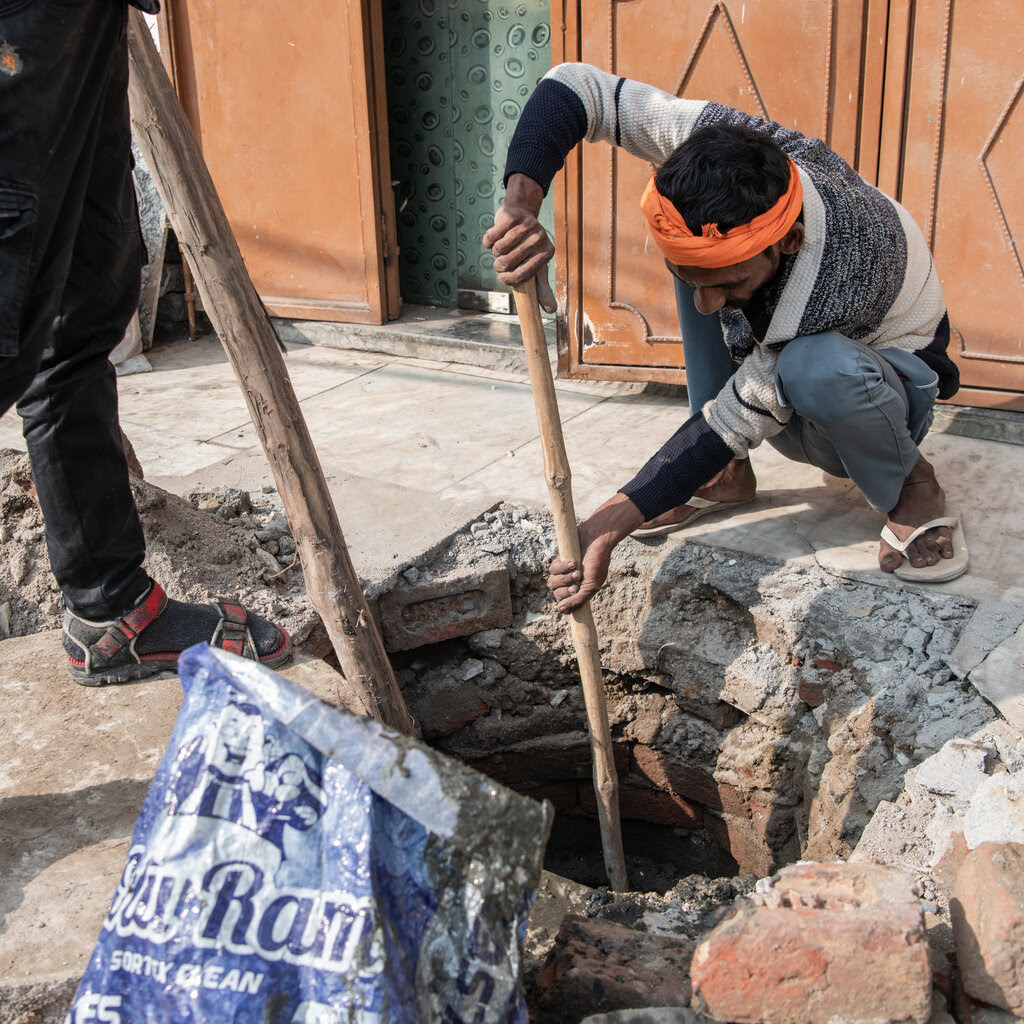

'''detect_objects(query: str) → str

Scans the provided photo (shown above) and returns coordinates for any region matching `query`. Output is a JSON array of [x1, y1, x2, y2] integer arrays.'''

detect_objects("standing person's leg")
[[15, 2, 150, 618], [770, 332, 963, 577], [2, 2, 291, 681]]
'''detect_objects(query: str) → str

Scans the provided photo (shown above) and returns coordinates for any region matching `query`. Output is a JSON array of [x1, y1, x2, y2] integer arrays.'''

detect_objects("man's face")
[[665, 246, 781, 315], [664, 221, 805, 316]]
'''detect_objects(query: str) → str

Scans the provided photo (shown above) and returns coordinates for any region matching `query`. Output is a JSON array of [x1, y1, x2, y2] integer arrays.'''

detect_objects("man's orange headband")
[[640, 158, 803, 268]]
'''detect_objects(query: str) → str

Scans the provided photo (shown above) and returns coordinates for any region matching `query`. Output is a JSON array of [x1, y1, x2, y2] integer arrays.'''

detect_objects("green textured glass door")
[[383, 0, 552, 307]]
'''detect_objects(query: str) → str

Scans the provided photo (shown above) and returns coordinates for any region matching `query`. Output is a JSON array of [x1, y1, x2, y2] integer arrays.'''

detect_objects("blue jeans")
[[675, 280, 938, 513]]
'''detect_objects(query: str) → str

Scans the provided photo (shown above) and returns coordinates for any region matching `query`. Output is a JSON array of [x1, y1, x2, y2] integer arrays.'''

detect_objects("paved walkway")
[[3, 317, 1020, 602]]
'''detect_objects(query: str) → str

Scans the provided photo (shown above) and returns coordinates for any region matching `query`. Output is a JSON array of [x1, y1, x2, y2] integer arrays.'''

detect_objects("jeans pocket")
[[0, 179, 38, 358]]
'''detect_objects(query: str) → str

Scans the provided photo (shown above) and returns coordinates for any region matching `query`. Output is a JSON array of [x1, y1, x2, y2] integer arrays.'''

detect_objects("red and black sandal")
[[62, 580, 291, 686]]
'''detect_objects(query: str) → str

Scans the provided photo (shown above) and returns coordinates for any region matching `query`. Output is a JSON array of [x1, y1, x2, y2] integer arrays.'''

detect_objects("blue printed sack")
[[67, 644, 552, 1023]]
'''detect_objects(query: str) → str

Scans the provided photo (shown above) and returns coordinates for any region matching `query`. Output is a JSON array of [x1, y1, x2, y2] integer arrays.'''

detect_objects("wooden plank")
[[126, 10, 414, 735]]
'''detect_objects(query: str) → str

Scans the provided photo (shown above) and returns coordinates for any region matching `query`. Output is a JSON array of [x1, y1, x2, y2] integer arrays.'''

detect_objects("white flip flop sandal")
[[632, 497, 753, 539], [879, 515, 969, 583]]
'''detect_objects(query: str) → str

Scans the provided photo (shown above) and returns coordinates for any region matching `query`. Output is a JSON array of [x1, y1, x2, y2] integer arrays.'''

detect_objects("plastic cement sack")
[[67, 644, 553, 1023]]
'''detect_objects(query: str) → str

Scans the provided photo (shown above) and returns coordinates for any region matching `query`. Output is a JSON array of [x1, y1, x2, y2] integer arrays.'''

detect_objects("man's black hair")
[[655, 122, 791, 235]]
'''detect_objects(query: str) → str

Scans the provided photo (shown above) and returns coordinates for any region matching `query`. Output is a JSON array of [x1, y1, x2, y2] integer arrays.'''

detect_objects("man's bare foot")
[[879, 455, 955, 572], [637, 457, 757, 531]]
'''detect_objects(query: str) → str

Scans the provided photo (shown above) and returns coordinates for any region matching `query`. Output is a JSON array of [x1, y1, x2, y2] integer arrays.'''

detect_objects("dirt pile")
[[0, 448, 321, 649]]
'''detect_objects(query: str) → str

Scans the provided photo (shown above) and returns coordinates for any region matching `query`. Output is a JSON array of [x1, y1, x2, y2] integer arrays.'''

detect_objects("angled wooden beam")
[[126, 10, 413, 735]]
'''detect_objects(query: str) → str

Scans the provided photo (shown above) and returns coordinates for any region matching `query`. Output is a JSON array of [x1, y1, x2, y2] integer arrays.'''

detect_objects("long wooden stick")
[[126, 11, 414, 735], [513, 280, 628, 892]]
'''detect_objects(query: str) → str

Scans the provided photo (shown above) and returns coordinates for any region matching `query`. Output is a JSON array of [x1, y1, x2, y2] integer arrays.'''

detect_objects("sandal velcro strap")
[[212, 598, 254, 657], [90, 582, 168, 665]]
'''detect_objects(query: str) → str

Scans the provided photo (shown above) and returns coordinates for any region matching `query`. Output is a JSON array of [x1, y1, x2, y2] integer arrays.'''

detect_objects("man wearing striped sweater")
[[483, 63, 967, 608]]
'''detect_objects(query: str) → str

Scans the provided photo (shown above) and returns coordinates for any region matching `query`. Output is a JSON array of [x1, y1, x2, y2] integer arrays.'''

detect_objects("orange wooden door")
[[554, 0, 874, 382], [896, 0, 1024, 410], [162, 0, 398, 324]]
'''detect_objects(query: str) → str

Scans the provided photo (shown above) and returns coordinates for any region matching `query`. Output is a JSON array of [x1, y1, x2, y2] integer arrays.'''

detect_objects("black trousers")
[[0, 0, 148, 618]]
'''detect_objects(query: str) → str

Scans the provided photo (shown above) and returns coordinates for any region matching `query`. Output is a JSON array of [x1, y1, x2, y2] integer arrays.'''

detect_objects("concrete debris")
[[852, 722, 1024, 871], [963, 773, 1024, 848], [0, 450, 322, 649], [5, 455, 1024, 1024], [385, 507, 1007, 877]]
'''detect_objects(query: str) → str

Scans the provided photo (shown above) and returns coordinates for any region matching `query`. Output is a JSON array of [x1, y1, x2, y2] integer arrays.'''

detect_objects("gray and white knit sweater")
[[504, 63, 958, 519]]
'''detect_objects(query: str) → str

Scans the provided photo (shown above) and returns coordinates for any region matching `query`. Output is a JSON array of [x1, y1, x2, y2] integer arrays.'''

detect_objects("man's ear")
[[779, 221, 804, 255]]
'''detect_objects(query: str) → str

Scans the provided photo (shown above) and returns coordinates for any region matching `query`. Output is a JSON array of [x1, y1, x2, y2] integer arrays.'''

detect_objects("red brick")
[[691, 862, 931, 1024], [952, 842, 1024, 1015], [633, 746, 729, 812], [933, 830, 970, 891], [378, 566, 512, 651], [529, 915, 693, 1023], [704, 810, 776, 877], [579, 784, 702, 829], [812, 656, 842, 672], [519, 782, 580, 813], [470, 738, 629, 788], [634, 744, 782, 822], [798, 676, 827, 707]]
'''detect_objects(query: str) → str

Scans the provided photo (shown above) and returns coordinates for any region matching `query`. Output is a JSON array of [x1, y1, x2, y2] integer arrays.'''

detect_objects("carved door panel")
[[897, 0, 1024, 408], [162, 0, 398, 324], [555, 0, 874, 382]]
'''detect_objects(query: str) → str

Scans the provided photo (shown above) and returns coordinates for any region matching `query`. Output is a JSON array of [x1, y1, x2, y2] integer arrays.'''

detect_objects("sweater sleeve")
[[504, 63, 709, 191], [618, 412, 734, 521], [703, 344, 793, 456]]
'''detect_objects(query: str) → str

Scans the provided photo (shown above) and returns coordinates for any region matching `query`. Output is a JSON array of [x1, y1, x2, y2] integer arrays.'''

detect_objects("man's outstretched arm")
[[548, 411, 735, 612]]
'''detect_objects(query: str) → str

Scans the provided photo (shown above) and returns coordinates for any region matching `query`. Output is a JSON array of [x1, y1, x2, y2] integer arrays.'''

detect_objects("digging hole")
[[386, 506, 990, 892], [541, 814, 738, 891]]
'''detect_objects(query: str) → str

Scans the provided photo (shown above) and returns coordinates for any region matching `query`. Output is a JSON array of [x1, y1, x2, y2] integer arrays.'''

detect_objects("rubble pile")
[[3, 453, 1022, 1023], [0, 449, 322, 650], [380, 503, 1001, 874], [370, 502, 1024, 1023]]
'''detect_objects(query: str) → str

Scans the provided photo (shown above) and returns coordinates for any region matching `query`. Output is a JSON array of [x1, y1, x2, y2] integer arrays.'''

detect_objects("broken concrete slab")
[[967, 621, 1024, 732], [950, 602, 1024, 679]]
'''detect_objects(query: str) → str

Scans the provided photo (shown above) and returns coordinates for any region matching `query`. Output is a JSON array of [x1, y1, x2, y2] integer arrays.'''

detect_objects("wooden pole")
[[513, 280, 629, 892], [126, 11, 414, 735]]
